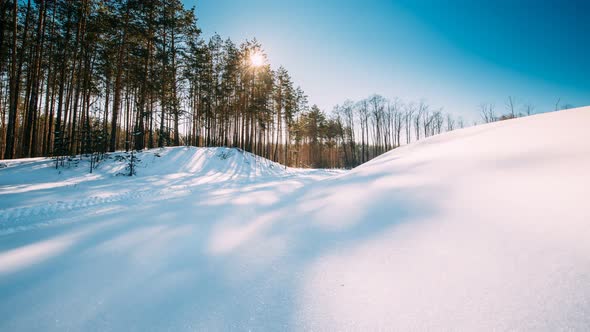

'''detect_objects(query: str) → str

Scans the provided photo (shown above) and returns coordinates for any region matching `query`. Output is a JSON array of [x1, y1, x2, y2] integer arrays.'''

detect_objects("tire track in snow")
[[0, 147, 311, 235], [0, 189, 158, 235]]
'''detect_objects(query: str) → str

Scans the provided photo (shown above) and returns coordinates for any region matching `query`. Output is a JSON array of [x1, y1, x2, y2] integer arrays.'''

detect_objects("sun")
[[250, 52, 265, 67]]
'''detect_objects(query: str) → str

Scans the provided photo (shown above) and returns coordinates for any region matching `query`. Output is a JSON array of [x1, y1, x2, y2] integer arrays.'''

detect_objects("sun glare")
[[250, 52, 265, 67]]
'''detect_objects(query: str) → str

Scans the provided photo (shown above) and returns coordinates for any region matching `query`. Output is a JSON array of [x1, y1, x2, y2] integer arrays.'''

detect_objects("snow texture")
[[1, 107, 589, 331]]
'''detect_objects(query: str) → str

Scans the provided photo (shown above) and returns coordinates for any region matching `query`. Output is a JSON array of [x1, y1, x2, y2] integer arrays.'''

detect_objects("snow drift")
[[0, 107, 589, 331]]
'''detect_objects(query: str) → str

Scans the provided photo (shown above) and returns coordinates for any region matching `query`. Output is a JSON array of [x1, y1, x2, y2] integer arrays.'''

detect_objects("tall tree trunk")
[[159, 28, 167, 148], [23, 0, 47, 157], [171, 26, 179, 146], [4, 0, 18, 159], [109, 2, 129, 152]]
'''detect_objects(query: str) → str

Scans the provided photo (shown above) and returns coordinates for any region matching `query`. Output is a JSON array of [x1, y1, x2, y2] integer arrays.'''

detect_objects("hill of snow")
[[1, 107, 589, 330], [0, 147, 330, 234]]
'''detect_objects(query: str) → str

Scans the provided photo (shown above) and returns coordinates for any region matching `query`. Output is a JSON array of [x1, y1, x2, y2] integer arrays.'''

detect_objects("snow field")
[[1, 107, 589, 331]]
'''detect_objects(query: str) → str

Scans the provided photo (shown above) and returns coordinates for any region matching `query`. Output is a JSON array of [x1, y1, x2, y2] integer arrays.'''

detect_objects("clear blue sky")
[[183, 0, 589, 121]]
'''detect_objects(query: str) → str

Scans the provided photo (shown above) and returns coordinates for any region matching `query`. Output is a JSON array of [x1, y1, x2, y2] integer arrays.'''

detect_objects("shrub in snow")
[[217, 149, 235, 160], [115, 151, 141, 176]]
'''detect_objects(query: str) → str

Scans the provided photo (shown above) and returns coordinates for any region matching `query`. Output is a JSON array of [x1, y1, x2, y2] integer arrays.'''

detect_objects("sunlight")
[[0, 233, 77, 275], [250, 51, 265, 67]]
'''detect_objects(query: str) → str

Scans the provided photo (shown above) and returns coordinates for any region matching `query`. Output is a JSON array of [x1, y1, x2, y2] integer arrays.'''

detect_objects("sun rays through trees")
[[0, 0, 465, 168]]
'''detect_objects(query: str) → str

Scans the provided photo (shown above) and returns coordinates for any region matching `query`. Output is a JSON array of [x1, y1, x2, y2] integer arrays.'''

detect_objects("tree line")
[[314, 96, 464, 168], [0, 0, 308, 164], [0, 0, 561, 169]]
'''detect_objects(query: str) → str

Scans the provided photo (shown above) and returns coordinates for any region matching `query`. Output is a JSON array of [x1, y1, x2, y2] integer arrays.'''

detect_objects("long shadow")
[[0, 147, 442, 330]]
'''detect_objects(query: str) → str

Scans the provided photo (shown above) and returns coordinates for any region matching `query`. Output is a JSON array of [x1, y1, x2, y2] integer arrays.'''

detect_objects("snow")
[[1, 107, 590, 330]]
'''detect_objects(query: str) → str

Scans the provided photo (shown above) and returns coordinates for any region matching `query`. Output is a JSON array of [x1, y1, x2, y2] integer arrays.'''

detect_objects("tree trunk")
[[109, 2, 129, 152]]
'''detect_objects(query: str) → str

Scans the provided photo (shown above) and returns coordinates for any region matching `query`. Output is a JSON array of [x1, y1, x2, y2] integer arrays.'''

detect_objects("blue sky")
[[183, 0, 589, 120]]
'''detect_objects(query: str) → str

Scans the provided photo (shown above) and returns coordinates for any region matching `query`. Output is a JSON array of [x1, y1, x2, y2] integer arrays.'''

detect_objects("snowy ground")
[[1, 107, 590, 331]]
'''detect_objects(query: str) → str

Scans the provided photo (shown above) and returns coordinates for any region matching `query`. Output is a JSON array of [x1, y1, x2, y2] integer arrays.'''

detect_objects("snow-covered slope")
[[0, 147, 327, 234], [288, 107, 590, 330], [1, 107, 589, 331]]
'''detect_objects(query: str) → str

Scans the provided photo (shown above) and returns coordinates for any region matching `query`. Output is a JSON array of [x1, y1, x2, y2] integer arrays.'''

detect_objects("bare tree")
[[433, 110, 444, 135], [391, 98, 403, 147], [554, 97, 561, 111], [356, 99, 370, 163], [404, 102, 415, 144], [422, 108, 432, 137], [479, 103, 496, 123], [414, 101, 428, 141], [339, 100, 356, 165], [369, 94, 385, 155], [506, 96, 517, 118], [446, 113, 455, 131]]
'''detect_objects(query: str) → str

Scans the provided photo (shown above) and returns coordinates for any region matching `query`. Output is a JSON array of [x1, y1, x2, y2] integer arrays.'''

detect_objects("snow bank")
[[289, 107, 590, 330], [0, 108, 589, 331]]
